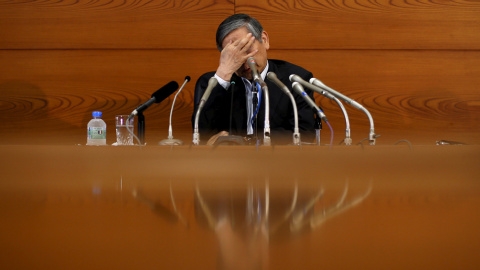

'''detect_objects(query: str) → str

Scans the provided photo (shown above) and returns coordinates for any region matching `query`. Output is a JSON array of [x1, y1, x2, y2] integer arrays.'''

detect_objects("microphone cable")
[[317, 106, 334, 147], [325, 120, 334, 148], [127, 114, 143, 146]]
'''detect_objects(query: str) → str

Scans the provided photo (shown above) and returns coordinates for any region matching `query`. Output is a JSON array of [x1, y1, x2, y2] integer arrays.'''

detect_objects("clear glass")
[[114, 115, 134, 145]]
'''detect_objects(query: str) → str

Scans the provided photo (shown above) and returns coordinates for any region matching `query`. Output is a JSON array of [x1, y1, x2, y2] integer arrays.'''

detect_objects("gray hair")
[[215, 14, 264, 51]]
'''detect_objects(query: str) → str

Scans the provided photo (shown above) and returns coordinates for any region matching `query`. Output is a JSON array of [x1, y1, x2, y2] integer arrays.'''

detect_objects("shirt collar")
[[260, 61, 269, 81]]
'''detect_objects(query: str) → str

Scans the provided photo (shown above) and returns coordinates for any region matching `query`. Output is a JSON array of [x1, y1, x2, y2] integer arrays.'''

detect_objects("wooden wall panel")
[[1, 0, 479, 49], [268, 50, 480, 144], [0, 0, 479, 145], [1, 49, 478, 145], [237, 0, 480, 49], [0, 49, 220, 145], [0, 0, 233, 49]]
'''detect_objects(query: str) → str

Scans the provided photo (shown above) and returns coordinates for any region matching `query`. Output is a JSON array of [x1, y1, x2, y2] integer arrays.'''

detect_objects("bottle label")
[[88, 127, 106, 139]]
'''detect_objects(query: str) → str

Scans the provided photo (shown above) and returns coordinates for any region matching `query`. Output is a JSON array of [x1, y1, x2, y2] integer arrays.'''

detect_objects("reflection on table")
[[0, 145, 479, 269]]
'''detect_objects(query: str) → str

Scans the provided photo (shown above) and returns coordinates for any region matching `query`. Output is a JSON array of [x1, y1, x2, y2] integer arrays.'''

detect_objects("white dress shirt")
[[214, 62, 269, 135]]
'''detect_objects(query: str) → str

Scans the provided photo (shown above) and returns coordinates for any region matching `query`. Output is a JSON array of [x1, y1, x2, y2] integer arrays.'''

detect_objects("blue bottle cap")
[[92, 111, 102, 117]]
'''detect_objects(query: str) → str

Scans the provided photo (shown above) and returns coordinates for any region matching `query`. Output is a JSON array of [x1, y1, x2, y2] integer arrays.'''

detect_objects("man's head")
[[216, 14, 270, 80], [216, 14, 264, 52]]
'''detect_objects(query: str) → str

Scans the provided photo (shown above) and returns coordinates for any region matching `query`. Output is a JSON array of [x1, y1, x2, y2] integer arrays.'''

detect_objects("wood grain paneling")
[[1, 0, 479, 145], [0, 0, 233, 49], [237, 0, 480, 49], [1, 0, 479, 49], [1, 49, 479, 145], [0, 49, 219, 144]]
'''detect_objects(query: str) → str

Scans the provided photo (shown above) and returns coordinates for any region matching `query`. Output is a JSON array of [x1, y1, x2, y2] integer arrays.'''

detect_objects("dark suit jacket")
[[192, 59, 317, 144]]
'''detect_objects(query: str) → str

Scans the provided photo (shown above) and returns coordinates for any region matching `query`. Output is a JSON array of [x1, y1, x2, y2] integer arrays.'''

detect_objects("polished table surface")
[[0, 144, 479, 270]]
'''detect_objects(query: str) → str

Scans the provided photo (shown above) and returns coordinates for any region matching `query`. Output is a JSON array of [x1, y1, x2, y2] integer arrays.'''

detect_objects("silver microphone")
[[193, 77, 218, 145], [289, 74, 352, 145], [266, 72, 300, 145], [159, 76, 191, 146], [247, 57, 270, 145], [247, 57, 264, 84], [291, 82, 328, 122], [291, 82, 325, 145], [309, 77, 376, 145]]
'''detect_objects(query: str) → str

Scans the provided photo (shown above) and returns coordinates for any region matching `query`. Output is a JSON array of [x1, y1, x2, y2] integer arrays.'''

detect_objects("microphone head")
[[309, 77, 327, 88], [289, 74, 303, 83], [206, 76, 218, 90], [151, 81, 179, 103], [266, 72, 277, 80], [247, 57, 258, 71], [185, 76, 191, 82], [292, 81, 303, 91]]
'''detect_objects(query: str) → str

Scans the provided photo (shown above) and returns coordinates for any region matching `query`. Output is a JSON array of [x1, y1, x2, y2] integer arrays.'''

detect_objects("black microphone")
[[131, 81, 179, 116]]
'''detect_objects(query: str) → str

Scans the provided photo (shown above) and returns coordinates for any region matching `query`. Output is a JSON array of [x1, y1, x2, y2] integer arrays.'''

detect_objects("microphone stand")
[[137, 112, 145, 145], [260, 82, 271, 146], [330, 96, 352, 145], [159, 76, 190, 145], [252, 87, 259, 141], [314, 113, 322, 145], [265, 72, 300, 145]]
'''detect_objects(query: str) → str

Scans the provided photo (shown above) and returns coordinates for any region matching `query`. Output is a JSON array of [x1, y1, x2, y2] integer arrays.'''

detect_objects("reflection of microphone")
[[130, 81, 179, 116], [193, 77, 218, 145], [159, 76, 191, 146], [289, 75, 352, 145], [266, 72, 300, 145], [309, 78, 376, 145]]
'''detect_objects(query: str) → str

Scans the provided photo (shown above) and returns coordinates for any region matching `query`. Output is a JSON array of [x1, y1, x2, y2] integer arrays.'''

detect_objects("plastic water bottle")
[[86, 111, 107, 145]]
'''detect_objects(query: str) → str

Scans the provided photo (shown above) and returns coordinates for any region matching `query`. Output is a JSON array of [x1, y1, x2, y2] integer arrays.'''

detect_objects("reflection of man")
[[192, 14, 317, 144]]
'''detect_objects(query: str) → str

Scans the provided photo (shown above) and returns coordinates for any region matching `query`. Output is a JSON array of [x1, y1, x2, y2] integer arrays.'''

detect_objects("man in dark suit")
[[192, 14, 318, 145]]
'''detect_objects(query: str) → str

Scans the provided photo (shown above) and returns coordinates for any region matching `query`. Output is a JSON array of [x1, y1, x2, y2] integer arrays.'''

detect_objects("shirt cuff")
[[214, 73, 231, 90]]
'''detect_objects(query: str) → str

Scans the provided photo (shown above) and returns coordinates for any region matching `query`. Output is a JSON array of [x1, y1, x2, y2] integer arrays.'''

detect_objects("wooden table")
[[0, 145, 479, 269]]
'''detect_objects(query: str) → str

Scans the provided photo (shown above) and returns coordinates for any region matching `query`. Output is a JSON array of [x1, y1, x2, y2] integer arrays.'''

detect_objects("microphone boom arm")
[[266, 72, 300, 145], [260, 81, 271, 146], [310, 78, 376, 145]]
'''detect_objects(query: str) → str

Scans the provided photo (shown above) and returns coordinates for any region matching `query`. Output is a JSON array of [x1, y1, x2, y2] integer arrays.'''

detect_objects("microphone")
[[247, 57, 264, 85], [266, 72, 300, 145], [290, 81, 328, 122], [159, 76, 191, 146], [246, 57, 270, 145], [292, 82, 334, 146], [291, 81, 326, 119], [289, 74, 352, 145], [309, 78, 376, 145], [193, 77, 218, 145], [130, 81, 179, 116]]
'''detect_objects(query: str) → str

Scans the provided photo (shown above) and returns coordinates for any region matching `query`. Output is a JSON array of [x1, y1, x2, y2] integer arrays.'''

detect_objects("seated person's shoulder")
[[269, 59, 312, 78], [196, 71, 217, 85]]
